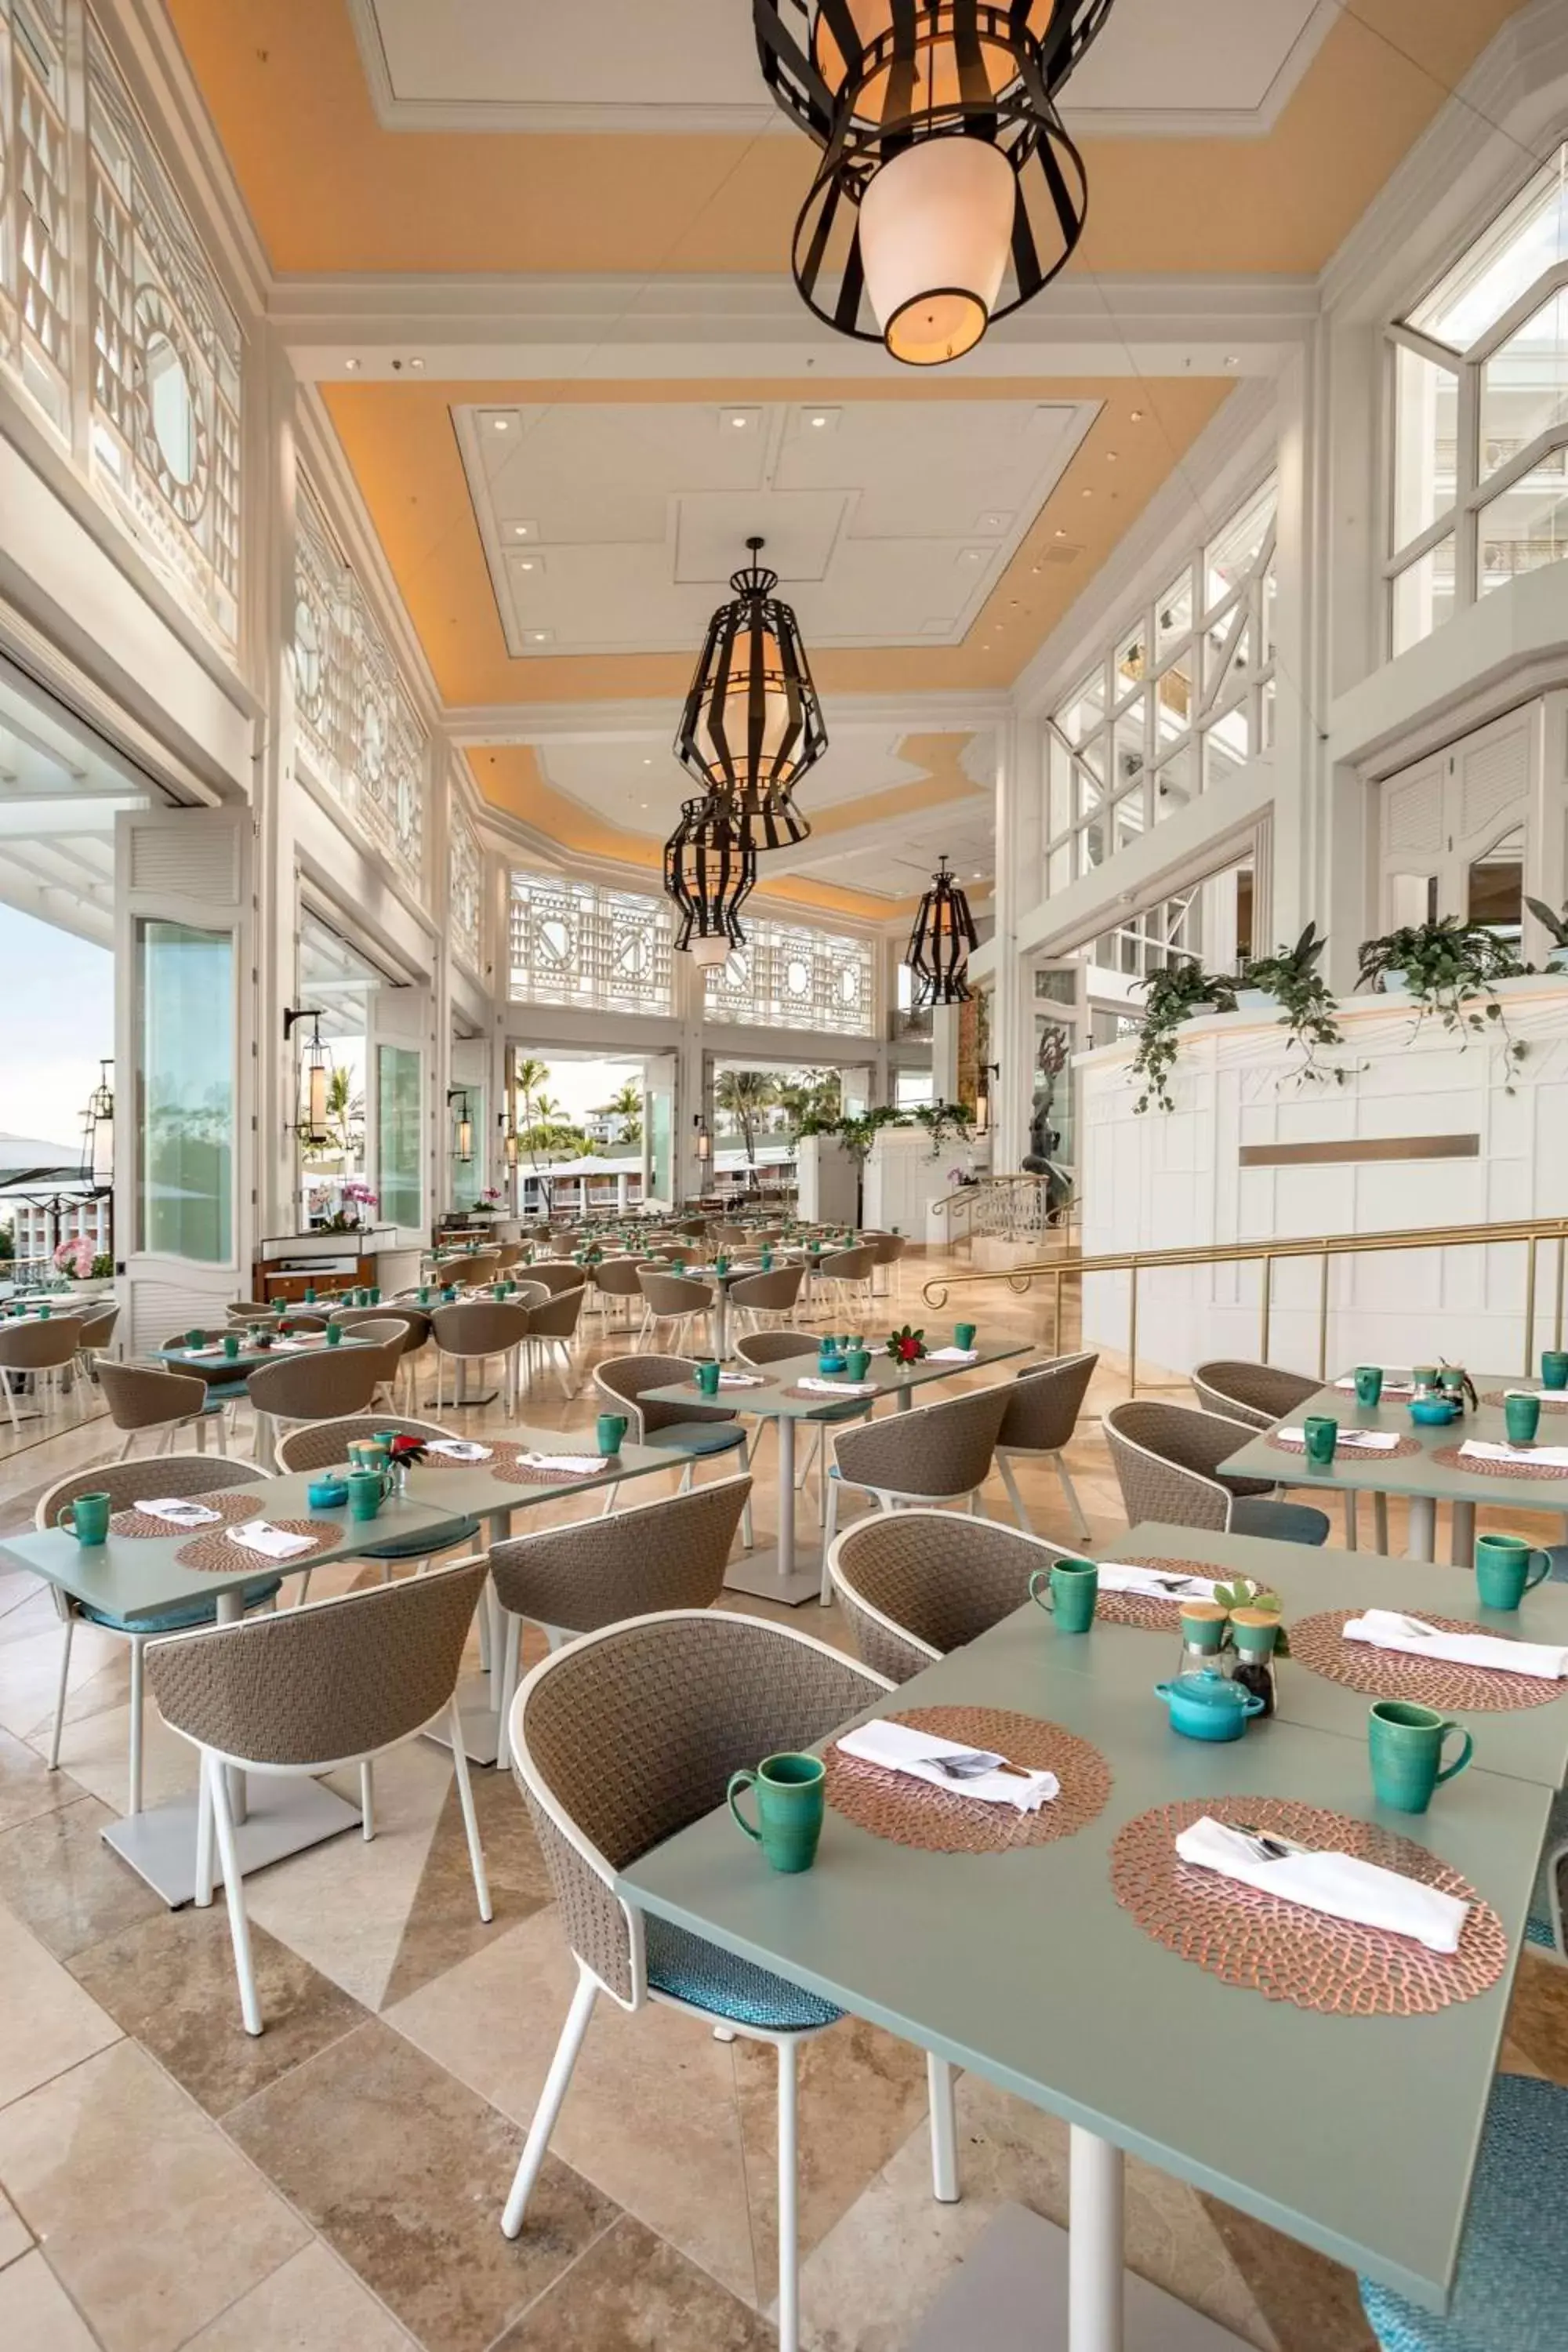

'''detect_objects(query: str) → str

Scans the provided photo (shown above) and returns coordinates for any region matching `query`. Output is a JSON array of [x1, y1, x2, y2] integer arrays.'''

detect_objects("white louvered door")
[[1378, 706, 1537, 937]]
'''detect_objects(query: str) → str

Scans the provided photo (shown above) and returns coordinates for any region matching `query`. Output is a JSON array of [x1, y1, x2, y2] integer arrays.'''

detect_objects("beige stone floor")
[[0, 1249, 1563, 2351]]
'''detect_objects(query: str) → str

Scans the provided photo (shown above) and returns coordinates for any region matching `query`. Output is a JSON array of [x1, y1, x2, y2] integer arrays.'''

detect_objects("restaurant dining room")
[[5, 4, 1568, 2350]]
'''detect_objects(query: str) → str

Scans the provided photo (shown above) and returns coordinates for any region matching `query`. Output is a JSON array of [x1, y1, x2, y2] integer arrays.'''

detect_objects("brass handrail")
[[921, 1214, 1568, 1396]]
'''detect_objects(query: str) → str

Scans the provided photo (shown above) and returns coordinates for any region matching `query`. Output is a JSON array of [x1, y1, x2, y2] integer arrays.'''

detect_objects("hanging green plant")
[[1240, 924, 1359, 1089], [1128, 960, 1238, 1114], [1356, 916, 1529, 1089]]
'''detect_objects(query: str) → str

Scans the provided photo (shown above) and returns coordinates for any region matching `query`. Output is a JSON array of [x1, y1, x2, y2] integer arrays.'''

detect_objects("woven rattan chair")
[[735, 1330, 875, 1522], [35, 1454, 279, 1815], [1527, 1787, 1568, 1962], [331, 1305, 430, 1410], [0, 1315, 85, 1434], [458, 1253, 501, 1287], [822, 1381, 1014, 1594], [864, 1229, 907, 1299], [1192, 1358, 1377, 1550], [520, 1283, 585, 1401], [274, 1414, 483, 1594], [147, 1555, 491, 2034], [992, 1351, 1099, 1541], [488, 1474, 752, 1765], [592, 1353, 753, 1545], [429, 1299, 532, 1414], [521, 1259, 588, 1298], [729, 1264, 804, 1338], [493, 1243, 526, 1271], [816, 1243, 877, 1322], [245, 1345, 384, 1468], [1102, 1399, 1331, 1545], [589, 1254, 645, 1330], [828, 1508, 1074, 1683], [635, 1269, 714, 1354], [97, 1357, 227, 1459], [501, 1610, 956, 2352], [74, 1301, 120, 1373]]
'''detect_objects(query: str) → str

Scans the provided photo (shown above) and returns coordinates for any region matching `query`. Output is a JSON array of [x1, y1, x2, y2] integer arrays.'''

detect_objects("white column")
[[991, 716, 1044, 1172], [931, 1004, 960, 1102], [250, 339, 301, 1246]]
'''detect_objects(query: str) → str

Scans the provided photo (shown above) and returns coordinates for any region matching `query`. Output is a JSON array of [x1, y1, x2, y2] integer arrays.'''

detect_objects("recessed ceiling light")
[[720, 408, 760, 434], [1225, 355, 1240, 368], [407, 357, 425, 372], [643, 757, 652, 766], [492, 416, 511, 432], [981, 511, 1011, 530], [802, 405, 840, 434], [957, 547, 985, 565], [510, 522, 535, 539], [1080, 488, 1094, 499], [515, 556, 541, 573], [1105, 450, 1118, 463], [524, 628, 552, 645], [1130, 408, 1144, 422], [1054, 528, 1067, 538], [343, 358, 361, 371]]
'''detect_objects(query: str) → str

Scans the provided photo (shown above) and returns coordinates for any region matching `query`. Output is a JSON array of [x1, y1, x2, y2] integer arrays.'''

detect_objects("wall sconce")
[[975, 1062, 1001, 1137], [499, 1111, 518, 1169], [448, 1088, 474, 1162], [284, 1007, 330, 1143], [79, 1059, 114, 1189], [695, 1114, 712, 1165]]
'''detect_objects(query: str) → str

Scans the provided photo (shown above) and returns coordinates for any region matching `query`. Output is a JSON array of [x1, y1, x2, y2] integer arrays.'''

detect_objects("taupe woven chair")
[[828, 1508, 1074, 1683], [735, 1330, 874, 1522], [35, 1454, 278, 1814], [592, 1353, 753, 1545], [501, 1610, 957, 2352], [993, 1351, 1099, 1541], [147, 1555, 491, 2035], [74, 1301, 120, 1373], [822, 1381, 1014, 1596], [332, 1305, 430, 1410], [729, 1264, 804, 1337], [458, 1253, 501, 1287], [488, 1475, 752, 1765], [1102, 1400, 1331, 1546], [636, 1269, 714, 1354], [246, 1345, 384, 1467], [493, 1242, 526, 1271], [816, 1243, 877, 1321], [0, 1315, 85, 1434], [1192, 1358, 1379, 1552], [97, 1357, 226, 1459], [429, 1299, 532, 1414], [521, 1259, 587, 1298], [589, 1254, 645, 1329], [521, 1284, 586, 1402], [865, 1229, 907, 1299], [274, 1414, 484, 1594]]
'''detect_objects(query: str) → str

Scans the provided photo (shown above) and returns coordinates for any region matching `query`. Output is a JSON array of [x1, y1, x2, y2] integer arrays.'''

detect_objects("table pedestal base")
[[103, 1777, 361, 1908], [722, 1545, 822, 1607], [904, 2200, 1253, 2352], [425, 1669, 502, 1766]]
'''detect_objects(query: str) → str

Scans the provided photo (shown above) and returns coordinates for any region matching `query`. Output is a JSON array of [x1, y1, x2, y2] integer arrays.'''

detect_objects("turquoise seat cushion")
[[1525, 1911, 1555, 1951], [648, 1422, 748, 1457], [1229, 1497, 1331, 1546], [79, 1576, 283, 1634], [1359, 2073, 1568, 2350], [201, 1382, 249, 1409], [359, 1513, 481, 1561], [644, 1915, 840, 2031]]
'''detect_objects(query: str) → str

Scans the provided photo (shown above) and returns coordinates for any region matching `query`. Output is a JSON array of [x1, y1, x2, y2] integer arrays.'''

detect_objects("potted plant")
[[52, 1236, 109, 1291], [323, 1181, 379, 1234], [1237, 923, 1357, 1089], [470, 1186, 503, 1217], [1128, 960, 1238, 1114], [1356, 916, 1528, 1086], [1524, 895, 1568, 971], [886, 1323, 927, 1364]]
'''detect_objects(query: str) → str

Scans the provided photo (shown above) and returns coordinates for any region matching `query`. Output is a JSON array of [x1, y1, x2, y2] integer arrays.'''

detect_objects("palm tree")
[[593, 1077, 644, 1146], [715, 1069, 775, 1165]]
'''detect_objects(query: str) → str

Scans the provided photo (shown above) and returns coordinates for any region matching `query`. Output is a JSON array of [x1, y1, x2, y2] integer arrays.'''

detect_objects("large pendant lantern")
[[906, 855, 979, 1005], [673, 538, 826, 849], [664, 797, 757, 969], [755, 2, 1115, 365]]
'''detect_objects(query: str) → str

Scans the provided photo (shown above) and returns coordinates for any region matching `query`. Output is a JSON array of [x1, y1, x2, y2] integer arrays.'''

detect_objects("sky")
[[0, 904, 114, 1154]]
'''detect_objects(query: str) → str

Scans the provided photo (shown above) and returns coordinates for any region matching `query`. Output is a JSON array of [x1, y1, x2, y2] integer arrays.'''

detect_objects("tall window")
[[448, 801, 483, 975], [704, 917, 876, 1036], [1044, 479, 1276, 895], [1388, 140, 1568, 652], [137, 920, 234, 1262], [376, 1045, 422, 1231], [508, 872, 673, 1015]]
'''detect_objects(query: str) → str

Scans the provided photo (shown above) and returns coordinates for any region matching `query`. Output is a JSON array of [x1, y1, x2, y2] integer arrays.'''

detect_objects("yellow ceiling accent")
[[474, 743, 930, 921], [169, 0, 1517, 278], [321, 373, 1232, 706]]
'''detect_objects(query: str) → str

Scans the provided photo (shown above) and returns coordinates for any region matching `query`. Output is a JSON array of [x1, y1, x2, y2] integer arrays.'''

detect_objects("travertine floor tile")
[[0, 1794, 162, 1962], [0, 2180, 31, 2270], [0, 1900, 120, 2111], [0, 2248, 100, 2350], [180, 2239, 416, 2350], [495, 2213, 774, 2350]]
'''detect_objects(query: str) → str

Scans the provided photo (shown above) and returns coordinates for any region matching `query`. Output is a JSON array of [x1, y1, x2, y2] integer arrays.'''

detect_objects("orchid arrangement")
[[53, 1236, 100, 1279]]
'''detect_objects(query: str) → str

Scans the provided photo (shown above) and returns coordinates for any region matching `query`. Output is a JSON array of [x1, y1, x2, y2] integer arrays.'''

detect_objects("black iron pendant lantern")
[[906, 854, 979, 1004], [664, 796, 758, 968], [754, 2, 1115, 365], [673, 538, 826, 849]]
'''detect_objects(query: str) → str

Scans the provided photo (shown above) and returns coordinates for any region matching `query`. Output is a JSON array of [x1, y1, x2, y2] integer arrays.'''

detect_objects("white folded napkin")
[[227, 1519, 316, 1561], [518, 1451, 604, 1475], [134, 1497, 222, 1527], [836, 1719, 1058, 1813], [273, 1335, 319, 1352], [1335, 1377, 1414, 1398], [716, 1370, 764, 1386], [797, 1374, 877, 1396], [182, 1345, 230, 1360], [1279, 1425, 1401, 1454], [1097, 1562, 1221, 1599], [1174, 1815, 1469, 1955], [1460, 1439, 1568, 1468], [1344, 1608, 1568, 1681], [426, 1439, 492, 1461], [927, 1345, 978, 1363]]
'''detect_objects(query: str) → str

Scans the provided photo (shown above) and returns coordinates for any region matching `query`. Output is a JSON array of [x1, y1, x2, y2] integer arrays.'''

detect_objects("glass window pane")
[[1261, 677, 1277, 751], [1203, 706, 1250, 789], [1153, 743, 1195, 820], [138, 920, 234, 1262], [1391, 535, 1457, 652], [1477, 480, 1568, 596], [1076, 731, 1107, 784], [1111, 696, 1145, 794], [1203, 483, 1273, 614], [376, 1045, 423, 1230], [1393, 343, 1458, 545], [1114, 623, 1147, 695], [1058, 668, 1107, 743], [1078, 818, 1105, 875], [1112, 789, 1146, 853], [1075, 758, 1104, 818], [1481, 287, 1568, 477], [1156, 570, 1192, 654], [1154, 652, 1192, 746], [1412, 141, 1568, 349], [1047, 735, 1073, 840], [1468, 826, 1524, 949]]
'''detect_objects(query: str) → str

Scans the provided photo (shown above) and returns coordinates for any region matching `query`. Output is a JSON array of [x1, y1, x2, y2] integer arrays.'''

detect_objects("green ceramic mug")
[[954, 1322, 978, 1351], [596, 1413, 628, 1457], [347, 1468, 385, 1523], [56, 1492, 110, 1544], [695, 1360, 721, 1397], [845, 1348, 872, 1381], [325, 1322, 343, 1347], [1504, 1392, 1542, 1446], [185, 1325, 205, 1348], [1411, 1363, 1439, 1395], [222, 1330, 241, 1360], [1541, 1350, 1568, 1392], [1475, 1533, 1552, 1610], [1369, 1699, 1473, 1814], [1302, 1414, 1338, 1466], [1353, 1366, 1383, 1406], [727, 1752, 826, 1874], [1028, 1557, 1098, 1634]]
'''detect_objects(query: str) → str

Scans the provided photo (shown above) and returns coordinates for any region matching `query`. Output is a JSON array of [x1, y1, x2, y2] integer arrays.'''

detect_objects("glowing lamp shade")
[[664, 797, 757, 965], [674, 539, 826, 850], [859, 136, 1014, 365], [906, 855, 980, 1006], [306, 1058, 328, 1139]]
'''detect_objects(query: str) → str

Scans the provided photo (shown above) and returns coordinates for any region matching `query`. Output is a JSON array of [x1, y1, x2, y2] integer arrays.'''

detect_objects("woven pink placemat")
[[1430, 1443, 1568, 1483], [174, 1519, 341, 1574], [1268, 1431, 1422, 1462], [1479, 1389, 1568, 1414], [1111, 1793, 1507, 2016], [110, 1492, 260, 1541], [825, 1704, 1111, 1856], [1289, 1609, 1566, 1713], [1094, 1556, 1223, 1632]]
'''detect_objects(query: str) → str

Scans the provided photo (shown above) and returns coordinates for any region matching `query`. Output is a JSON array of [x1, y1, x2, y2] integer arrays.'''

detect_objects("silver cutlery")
[[1230, 1820, 1314, 1861], [922, 1749, 1033, 1783]]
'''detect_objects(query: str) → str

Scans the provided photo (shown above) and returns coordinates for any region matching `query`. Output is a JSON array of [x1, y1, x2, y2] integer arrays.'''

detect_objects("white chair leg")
[[1345, 1491, 1359, 1551], [208, 1753, 263, 2035], [597, 1481, 619, 1516], [477, 1595, 492, 1673], [927, 2052, 960, 2202], [996, 1452, 1032, 1533], [1053, 1451, 1091, 1542], [194, 1755, 215, 1907], [117, 1429, 136, 1461], [967, 1488, 983, 1516], [679, 1457, 695, 1494], [501, 1965, 598, 2238], [1373, 1490, 1389, 1555], [777, 2032, 800, 2352], [47, 1615, 74, 1769], [448, 1701, 492, 1921], [495, 1612, 523, 1771], [360, 1759, 376, 1841], [823, 1468, 841, 1555], [128, 1638, 146, 1817], [212, 1411, 228, 1457]]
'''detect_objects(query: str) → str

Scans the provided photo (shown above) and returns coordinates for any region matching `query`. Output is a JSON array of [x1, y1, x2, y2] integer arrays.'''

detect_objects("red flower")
[[389, 1435, 426, 1460]]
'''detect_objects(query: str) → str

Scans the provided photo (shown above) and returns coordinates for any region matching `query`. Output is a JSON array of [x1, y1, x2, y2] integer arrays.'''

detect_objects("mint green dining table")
[[620, 1592, 1547, 2350]]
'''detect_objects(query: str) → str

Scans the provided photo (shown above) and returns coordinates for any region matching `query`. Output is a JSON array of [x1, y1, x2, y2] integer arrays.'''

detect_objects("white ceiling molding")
[[348, 0, 1336, 142], [443, 688, 1011, 745]]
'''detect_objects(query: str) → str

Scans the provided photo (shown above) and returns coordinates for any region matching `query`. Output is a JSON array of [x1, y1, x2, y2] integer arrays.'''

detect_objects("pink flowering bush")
[[53, 1236, 96, 1279]]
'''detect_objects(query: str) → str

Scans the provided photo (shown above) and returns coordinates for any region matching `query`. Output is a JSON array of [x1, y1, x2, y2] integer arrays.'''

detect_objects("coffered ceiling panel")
[[461, 397, 1095, 658]]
